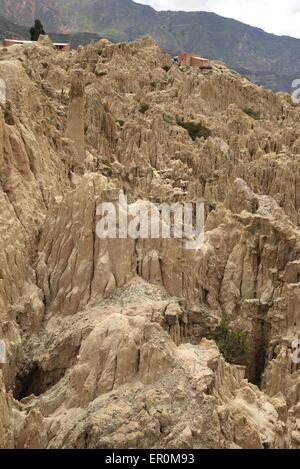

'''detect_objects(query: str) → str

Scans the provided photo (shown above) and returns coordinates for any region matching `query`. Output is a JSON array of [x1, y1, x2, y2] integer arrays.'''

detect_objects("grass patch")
[[95, 70, 107, 77], [139, 103, 150, 114], [212, 315, 249, 364], [177, 119, 211, 141], [243, 107, 261, 120]]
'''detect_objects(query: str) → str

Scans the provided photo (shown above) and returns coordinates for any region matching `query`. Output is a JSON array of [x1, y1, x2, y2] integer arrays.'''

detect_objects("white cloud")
[[135, 0, 300, 38]]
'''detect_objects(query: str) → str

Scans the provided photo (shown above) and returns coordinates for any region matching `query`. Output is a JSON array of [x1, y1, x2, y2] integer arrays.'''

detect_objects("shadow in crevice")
[[247, 311, 271, 388], [14, 362, 66, 400]]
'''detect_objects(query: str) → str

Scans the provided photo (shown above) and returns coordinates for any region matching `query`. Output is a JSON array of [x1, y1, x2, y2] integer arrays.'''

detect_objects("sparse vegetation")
[[212, 315, 249, 364], [177, 119, 211, 141], [139, 103, 150, 114], [163, 113, 174, 124], [95, 70, 107, 77], [243, 107, 261, 120], [162, 64, 171, 72]]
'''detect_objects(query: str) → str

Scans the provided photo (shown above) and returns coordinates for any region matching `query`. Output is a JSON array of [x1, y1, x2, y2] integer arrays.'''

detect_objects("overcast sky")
[[135, 0, 300, 38]]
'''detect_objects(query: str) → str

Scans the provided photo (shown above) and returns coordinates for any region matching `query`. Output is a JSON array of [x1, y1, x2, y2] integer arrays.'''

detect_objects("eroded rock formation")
[[0, 35, 300, 448]]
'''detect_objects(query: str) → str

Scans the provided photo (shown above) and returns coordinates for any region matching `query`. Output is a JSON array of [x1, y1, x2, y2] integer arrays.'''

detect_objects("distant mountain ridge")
[[1, 0, 300, 92], [0, 13, 103, 48], [0, 14, 28, 39]]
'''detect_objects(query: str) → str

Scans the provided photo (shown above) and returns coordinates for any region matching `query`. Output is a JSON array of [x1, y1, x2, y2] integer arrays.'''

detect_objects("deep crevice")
[[246, 307, 271, 387], [14, 361, 66, 400]]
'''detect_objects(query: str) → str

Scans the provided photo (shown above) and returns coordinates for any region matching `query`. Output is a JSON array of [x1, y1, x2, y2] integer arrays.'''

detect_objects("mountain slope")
[[0, 0, 300, 92], [0, 13, 103, 48], [0, 13, 29, 39]]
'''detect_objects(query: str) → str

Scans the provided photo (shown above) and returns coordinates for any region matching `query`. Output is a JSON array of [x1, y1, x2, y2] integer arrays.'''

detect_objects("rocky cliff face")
[[0, 36, 300, 449]]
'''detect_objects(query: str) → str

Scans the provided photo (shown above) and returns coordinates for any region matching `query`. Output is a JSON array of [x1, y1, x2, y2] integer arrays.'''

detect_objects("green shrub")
[[163, 113, 174, 124], [95, 70, 107, 77], [212, 315, 249, 364], [139, 103, 150, 114], [177, 119, 211, 141], [243, 107, 261, 120]]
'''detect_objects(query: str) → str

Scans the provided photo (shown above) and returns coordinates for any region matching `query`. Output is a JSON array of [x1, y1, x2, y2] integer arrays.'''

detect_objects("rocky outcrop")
[[65, 68, 85, 166], [9, 299, 287, 449]]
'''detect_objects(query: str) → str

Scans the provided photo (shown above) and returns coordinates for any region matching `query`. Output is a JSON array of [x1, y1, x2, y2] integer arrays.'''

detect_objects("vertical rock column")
[[65, 69, 85, 168]]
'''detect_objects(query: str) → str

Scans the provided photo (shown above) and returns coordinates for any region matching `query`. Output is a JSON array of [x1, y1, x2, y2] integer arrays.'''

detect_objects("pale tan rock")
[[1, 35, 300, 449], [65, 69, 85, 165], [0, 372, 14, 448]]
